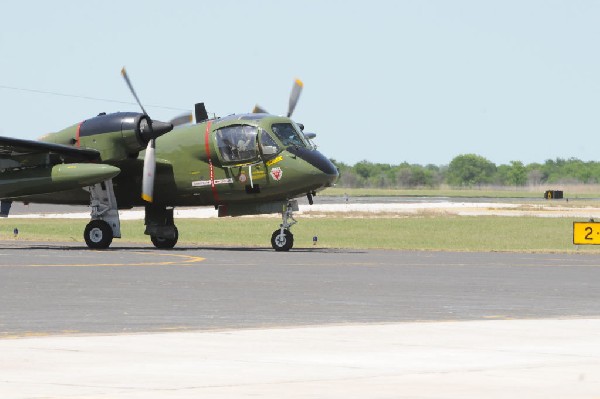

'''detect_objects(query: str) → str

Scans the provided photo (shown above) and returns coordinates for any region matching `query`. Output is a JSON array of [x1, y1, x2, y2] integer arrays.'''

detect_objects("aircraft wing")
[[0, 136, 119, 201], [0, 136, 100, 166]]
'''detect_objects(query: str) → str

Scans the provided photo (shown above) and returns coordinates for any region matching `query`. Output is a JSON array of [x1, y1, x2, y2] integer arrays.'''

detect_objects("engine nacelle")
[[78, 112, 151, 159], [43, 112, 171, 163]]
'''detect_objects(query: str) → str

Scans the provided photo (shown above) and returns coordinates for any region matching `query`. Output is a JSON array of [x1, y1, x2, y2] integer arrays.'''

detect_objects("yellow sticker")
[[252, 171, 266, 179], [266, 156, 283, 167]]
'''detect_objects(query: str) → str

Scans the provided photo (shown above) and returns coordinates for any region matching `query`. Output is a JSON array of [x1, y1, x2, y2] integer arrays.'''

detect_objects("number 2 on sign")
[[572, 222, 600, 245]]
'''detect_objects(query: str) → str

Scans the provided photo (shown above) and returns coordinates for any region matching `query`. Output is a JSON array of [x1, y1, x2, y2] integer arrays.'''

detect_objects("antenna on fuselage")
[[195, 103, 209, 123]]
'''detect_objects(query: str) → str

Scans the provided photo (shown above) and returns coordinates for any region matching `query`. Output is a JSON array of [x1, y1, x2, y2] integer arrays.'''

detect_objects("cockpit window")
[[271, 123, 308, 148], [215, 125, 258, 163], [259, 129, 280, 159]]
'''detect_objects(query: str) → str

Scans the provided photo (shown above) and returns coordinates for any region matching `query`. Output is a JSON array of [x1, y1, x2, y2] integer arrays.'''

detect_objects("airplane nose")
[[286, 147, 339, 186], [322, 157, 340, 186]]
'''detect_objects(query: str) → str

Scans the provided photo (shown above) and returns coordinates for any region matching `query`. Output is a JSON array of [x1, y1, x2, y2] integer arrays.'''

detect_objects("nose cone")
[[287, 146, 339, 186], [140, 119, 174, 142]]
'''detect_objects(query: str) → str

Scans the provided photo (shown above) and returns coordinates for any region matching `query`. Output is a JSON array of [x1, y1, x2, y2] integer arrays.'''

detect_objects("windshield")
[[271, 123, 308, 148], [259, 129, 280, 159], [215, 125, 258, 163]]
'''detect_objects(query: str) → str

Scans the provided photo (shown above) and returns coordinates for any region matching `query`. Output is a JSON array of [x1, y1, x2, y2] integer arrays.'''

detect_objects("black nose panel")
[[286, 146, 338, 176]]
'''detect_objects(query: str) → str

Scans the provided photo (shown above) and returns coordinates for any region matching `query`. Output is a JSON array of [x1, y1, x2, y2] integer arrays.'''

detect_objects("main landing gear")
[[82, 179, 179, 250], [271, 200, 298, 251], [144, 204, 179, 249], [84, 180, 121, 249]]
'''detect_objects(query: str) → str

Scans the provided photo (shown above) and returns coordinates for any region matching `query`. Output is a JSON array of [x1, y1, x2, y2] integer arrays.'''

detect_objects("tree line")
[[331, 154, 600, 188]]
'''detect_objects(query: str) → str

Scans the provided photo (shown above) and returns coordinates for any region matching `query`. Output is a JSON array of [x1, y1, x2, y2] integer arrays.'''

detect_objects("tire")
[[151, 226, 178, 249], [271, 229, 293, 251], [84, 220, 113, 249]]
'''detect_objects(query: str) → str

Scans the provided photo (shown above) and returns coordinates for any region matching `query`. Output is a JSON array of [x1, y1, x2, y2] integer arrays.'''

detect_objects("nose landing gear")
[[271, 200, 298, 251]]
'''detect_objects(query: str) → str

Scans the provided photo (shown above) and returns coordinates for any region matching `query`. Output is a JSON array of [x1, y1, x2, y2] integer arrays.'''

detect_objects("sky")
[[1, 0, 600, 167]]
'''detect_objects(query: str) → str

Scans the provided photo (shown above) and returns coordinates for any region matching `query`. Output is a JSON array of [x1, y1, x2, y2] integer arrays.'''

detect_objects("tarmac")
[[1, 244, 600, 397], [2, 319, 600, 398]]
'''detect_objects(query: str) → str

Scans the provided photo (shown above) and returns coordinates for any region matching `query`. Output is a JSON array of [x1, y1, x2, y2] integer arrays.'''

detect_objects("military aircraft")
[[0, 69, 339, 251]]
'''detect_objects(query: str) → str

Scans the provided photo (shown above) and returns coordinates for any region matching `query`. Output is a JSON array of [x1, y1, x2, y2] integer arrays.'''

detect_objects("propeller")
[[141, 139, 156, 203], [169, 112, 194, 127], [287, 79, 303, 117], [121, 67, 148, 116], [252, 78, 304, 118], [252, 79, 315, 141], [121, 67, 174, 203]]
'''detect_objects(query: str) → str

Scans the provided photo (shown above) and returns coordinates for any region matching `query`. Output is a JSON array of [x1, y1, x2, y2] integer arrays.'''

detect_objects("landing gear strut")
[[84, 180, 121, 249], [145, 205, 178, 249], [271, 200, 298, 251]]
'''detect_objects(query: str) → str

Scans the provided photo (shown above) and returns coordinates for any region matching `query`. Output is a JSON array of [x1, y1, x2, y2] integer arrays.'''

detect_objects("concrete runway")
[[1, 242, 600, 336], [2, 242, 600, 398]]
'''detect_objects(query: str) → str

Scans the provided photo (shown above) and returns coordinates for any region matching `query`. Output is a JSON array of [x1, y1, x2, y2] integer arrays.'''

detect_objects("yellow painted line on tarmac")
[[156, 326, 196, 332], [1, 331, 51, 339], [5, 251, 205, 267]]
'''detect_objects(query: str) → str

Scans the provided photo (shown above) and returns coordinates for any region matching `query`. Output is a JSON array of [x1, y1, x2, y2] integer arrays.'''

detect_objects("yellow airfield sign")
[[573, 222, 600, 245]]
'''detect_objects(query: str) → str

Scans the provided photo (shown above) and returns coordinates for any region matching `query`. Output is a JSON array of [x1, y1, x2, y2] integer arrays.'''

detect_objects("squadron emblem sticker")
[[270, 167, 283, 181]]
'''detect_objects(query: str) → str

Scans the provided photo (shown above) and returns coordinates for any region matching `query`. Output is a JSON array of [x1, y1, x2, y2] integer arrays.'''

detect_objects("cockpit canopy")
[[271, 123, 309, 147], [216, 125, 259, 163], [214, 120, 310, 165]]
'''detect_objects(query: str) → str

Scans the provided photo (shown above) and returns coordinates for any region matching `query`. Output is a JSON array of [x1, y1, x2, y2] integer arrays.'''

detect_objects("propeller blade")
[[169, 112, 193, 127], [121, 67, 148, 116], [141, 139, 156, 203], [252, 104, 268, 114], [287, 78, 303, 117]]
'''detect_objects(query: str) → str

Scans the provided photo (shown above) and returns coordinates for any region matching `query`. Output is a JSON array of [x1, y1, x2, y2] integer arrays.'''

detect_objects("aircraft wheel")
[[84, 220, 113, 249], [151, 226, 178, 249], [271, 229, 293, 251]]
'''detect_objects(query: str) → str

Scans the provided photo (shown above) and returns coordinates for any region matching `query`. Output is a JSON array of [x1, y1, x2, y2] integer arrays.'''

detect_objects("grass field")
[[0, 216, 594, 253]]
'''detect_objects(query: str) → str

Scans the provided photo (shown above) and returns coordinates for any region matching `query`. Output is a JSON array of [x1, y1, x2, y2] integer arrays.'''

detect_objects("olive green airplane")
[[0, 69, 338, 250]]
